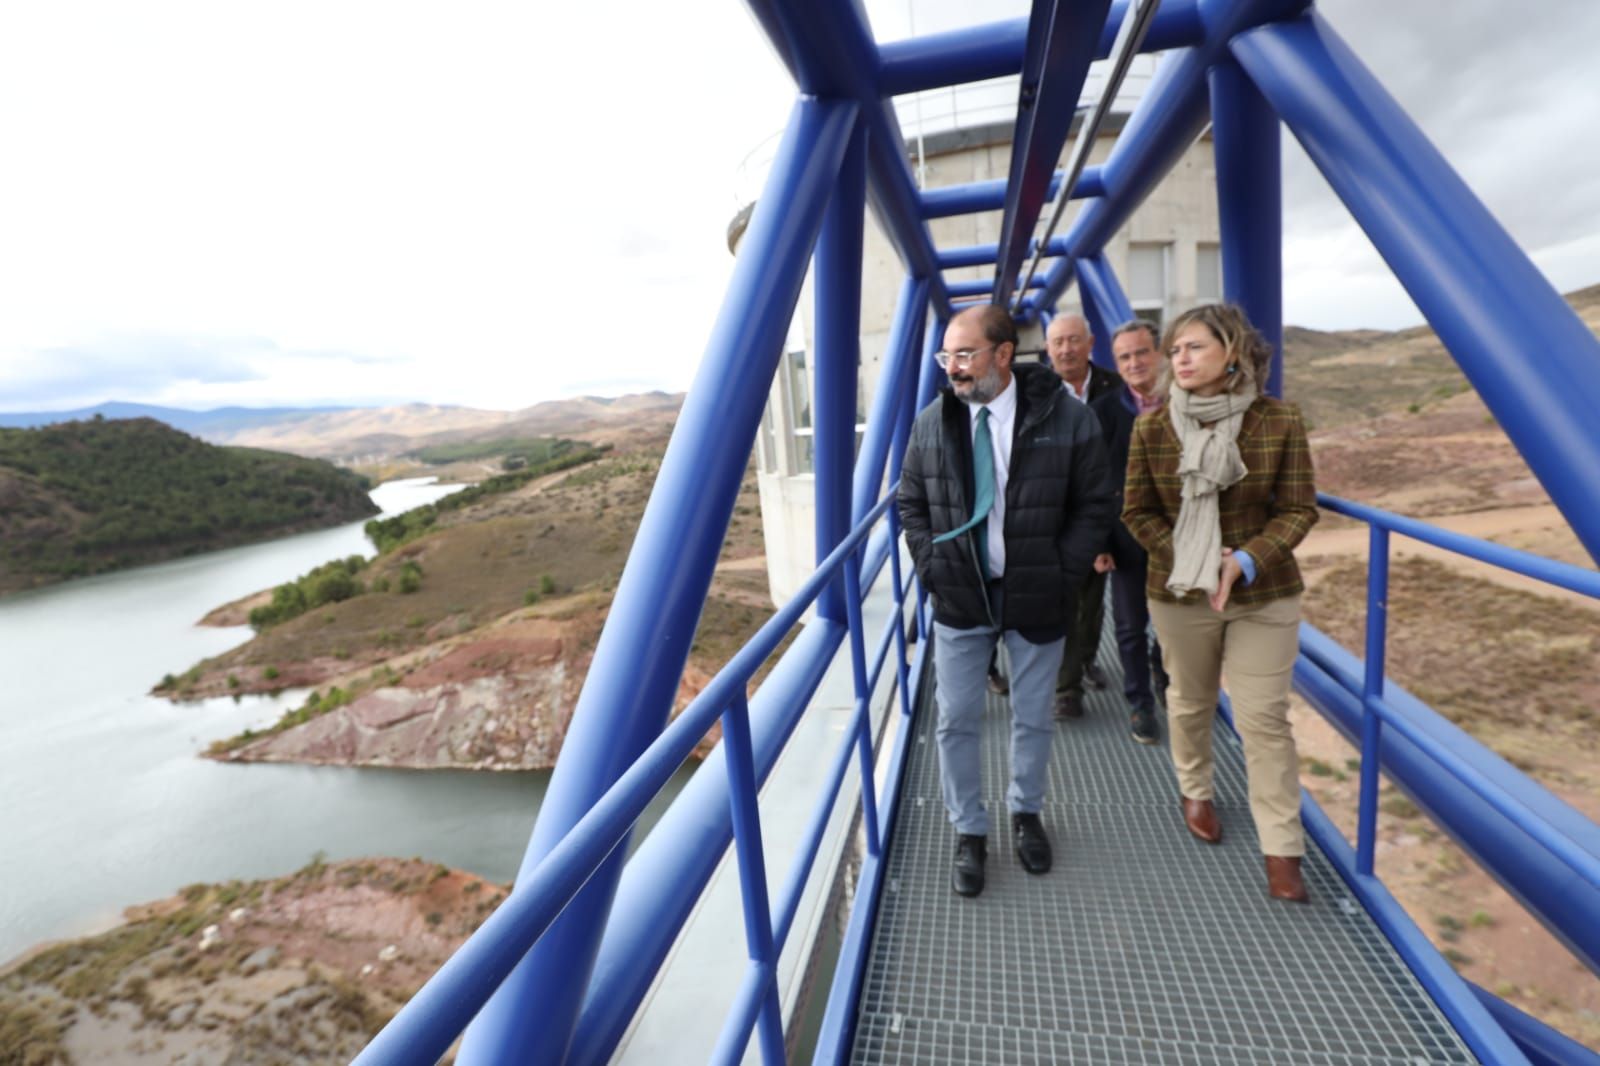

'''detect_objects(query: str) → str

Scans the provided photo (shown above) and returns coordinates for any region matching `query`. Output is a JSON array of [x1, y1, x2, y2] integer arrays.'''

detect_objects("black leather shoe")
[[952, 834, 987, 897], [1011, 812, 1053, 874], [1084, 661, 1108, 690], [986, 667, 1009, 696], [1130, 705, 1159, 745], [1053, 692, 1083, 719]]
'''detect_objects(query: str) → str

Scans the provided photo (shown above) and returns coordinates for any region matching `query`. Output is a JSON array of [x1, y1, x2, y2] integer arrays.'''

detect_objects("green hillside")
[[0, 417, 378, 592]]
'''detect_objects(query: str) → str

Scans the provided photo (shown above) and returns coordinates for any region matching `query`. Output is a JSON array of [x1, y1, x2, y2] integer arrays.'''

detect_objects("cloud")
[[1280, 0, 1600, 326], [1, 332, 409, 412], [5, 335, 261, 410], [0, 1, 1592, 408]]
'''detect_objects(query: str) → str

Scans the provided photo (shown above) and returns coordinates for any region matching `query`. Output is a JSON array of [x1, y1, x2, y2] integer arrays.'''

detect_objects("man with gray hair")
[[1046, 312, 1120, 720], [899, 304, 1114, 897]]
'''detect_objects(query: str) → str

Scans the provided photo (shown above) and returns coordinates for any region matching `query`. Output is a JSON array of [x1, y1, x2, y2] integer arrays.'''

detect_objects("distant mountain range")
[[0, 401, 355, 435], [0, 393, 687, 462]]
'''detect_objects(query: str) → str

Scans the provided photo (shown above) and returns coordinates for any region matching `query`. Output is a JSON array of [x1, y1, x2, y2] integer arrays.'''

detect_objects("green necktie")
[[933, 407, 994, 580]]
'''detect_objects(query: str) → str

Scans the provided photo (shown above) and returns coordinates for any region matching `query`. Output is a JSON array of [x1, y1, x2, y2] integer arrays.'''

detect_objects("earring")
[[1226, 364, 1237, 374]]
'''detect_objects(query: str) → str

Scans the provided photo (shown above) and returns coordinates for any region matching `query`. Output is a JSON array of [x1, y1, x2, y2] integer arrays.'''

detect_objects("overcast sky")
[[2, 0, 1596, 413]]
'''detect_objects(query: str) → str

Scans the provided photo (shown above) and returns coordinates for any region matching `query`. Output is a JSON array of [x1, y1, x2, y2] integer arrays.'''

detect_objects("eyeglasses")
[[934, 344, 997, 369]]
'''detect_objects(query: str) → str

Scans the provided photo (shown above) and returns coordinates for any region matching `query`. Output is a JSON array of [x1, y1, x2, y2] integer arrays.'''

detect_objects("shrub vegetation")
[[364, 441, 606, 554], [0, 417, 375, 588], [248, 556, 369, 629]]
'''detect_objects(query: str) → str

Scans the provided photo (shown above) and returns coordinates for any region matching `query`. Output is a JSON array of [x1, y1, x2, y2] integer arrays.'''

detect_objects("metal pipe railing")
[[1316, 493, 1600, 891], [1011, 0, 1163, 309], [1318, 494, 1600, 599], [875, 0, 1204, 97], [1236, 12, 1600, 564], [355, 487, 910, 1065]]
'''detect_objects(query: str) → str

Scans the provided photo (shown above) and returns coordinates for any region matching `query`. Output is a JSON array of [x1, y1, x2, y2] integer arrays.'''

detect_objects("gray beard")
[[960, 363, 1005, 405]]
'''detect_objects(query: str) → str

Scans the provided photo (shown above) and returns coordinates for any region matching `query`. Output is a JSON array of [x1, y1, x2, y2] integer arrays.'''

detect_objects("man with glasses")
[[899, 304, 1114, 897]]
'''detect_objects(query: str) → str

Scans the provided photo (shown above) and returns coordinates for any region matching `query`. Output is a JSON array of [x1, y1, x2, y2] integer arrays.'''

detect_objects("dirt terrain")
[[0, 858, 498, 1065], [1282, 282, 1600, 433], [1288, 376, 1600, 1047], [215, 392, 684, 464], [162, 428, 777, 772]]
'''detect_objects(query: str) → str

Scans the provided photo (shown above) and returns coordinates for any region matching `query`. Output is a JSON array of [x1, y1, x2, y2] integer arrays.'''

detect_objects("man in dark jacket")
[[1089, 319, 1169, 744], [1046, 313, 1122, 718], [899, 304, 1114, 898]]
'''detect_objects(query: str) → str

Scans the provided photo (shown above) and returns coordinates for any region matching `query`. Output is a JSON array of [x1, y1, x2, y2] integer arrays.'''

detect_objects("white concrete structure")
[[745, 71, 1221, 606]]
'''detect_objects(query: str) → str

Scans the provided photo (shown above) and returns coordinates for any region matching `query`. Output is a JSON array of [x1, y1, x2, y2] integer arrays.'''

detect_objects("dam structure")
[[354, 1, 1600, 1062]]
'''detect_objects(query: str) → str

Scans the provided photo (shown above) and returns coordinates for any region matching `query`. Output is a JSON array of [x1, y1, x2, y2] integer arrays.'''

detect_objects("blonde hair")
[[1158, 303, 1272, 397]]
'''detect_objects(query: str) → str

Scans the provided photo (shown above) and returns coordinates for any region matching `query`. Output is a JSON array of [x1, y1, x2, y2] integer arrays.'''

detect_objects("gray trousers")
[[933, 620, 1064, 836]]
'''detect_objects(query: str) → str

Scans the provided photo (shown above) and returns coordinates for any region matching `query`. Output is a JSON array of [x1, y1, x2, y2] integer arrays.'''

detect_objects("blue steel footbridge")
[[354, 2, 1600, 1062]]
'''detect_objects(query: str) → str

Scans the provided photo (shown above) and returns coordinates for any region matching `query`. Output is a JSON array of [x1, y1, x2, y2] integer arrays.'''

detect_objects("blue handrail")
[[1315, 492, 1600, 896], [1318, 494, 1600, 598], [354, 487, 910, 1065]]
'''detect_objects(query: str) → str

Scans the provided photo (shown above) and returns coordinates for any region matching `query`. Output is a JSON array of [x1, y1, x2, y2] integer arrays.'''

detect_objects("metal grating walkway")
[[849, 616, 1478, 1064]]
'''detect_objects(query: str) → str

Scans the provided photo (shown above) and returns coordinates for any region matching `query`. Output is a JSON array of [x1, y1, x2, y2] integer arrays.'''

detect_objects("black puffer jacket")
[[898, 363, 1114, 631]]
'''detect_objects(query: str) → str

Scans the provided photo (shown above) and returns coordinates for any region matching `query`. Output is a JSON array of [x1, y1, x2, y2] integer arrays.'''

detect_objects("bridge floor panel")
[[849, 624, 1476, 1064]]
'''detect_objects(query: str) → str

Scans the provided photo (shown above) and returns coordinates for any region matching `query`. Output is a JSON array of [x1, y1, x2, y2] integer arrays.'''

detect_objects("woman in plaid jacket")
[[1122, 303, 1319, 903]]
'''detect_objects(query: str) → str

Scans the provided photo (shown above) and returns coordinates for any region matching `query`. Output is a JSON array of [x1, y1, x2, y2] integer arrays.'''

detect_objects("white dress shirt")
[[964, 373, 1016, 578], [1060, 372, 1091, 403]]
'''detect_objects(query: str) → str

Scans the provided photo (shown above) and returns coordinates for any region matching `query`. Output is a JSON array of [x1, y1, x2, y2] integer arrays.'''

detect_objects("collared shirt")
[[1060, 373, 1091, 404], [964, 373, 1016, 578], [1132, 386, 1163, 416]]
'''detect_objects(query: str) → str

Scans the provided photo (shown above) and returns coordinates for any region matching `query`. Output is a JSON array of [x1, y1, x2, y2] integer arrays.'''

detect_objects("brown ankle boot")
[[1265, 856, 1309, 903], [1181, 797, 1222, 844]]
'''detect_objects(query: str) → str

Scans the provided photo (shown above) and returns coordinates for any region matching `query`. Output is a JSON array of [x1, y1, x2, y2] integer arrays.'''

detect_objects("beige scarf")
[[1166, 386, 1256, 595]]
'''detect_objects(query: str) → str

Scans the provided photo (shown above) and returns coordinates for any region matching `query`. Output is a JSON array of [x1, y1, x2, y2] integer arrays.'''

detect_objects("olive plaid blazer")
[[1122, 395, 1318, 606]]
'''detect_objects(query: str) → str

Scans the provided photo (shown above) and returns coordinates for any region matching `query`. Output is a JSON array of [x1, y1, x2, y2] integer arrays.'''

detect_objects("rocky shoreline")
[[1, 858, 502, 1064]]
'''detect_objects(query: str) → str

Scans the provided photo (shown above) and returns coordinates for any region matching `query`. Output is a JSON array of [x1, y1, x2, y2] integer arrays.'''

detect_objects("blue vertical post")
[[852, 275, 929, 525], [1209, 57, 1283, 398], [914, 314, 946, 413], [841, 551, 882, 857], [1357, 524, 1389, 876], [1076, 278, 1115, 372], [815, 119, 868, 623], [455, 96, 860, 1066], [886, 506, 913, 716], [890, 309, 934, 490], [717, 693, 785, 1063], [1075, 253, 1136, 370]]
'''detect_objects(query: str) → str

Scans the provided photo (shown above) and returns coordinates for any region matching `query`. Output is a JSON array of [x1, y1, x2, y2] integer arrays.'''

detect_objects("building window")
[[757, 403, 778, 474], [791, 430, 815, 473], [1196, 242, 1222, 302], [1127, 242, 1170, 331], [783, 347, 814, 474]]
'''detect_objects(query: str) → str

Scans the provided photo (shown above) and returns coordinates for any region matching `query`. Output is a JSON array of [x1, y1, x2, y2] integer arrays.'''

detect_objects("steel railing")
[[354, 485, 918, 1066], [1313, 492, 1600, 890]]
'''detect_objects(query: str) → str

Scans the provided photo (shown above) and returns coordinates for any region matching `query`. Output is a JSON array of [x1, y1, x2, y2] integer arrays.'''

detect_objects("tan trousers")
[[1148, 594, 1305, 857]]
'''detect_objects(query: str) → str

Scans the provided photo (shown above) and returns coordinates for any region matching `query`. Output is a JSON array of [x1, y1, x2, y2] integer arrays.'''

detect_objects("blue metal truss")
[[352, 2, 1600, 1063]]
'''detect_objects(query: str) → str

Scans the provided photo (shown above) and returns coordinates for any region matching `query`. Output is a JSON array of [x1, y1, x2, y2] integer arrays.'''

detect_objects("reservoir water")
[[0, 478, 690, 965]]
